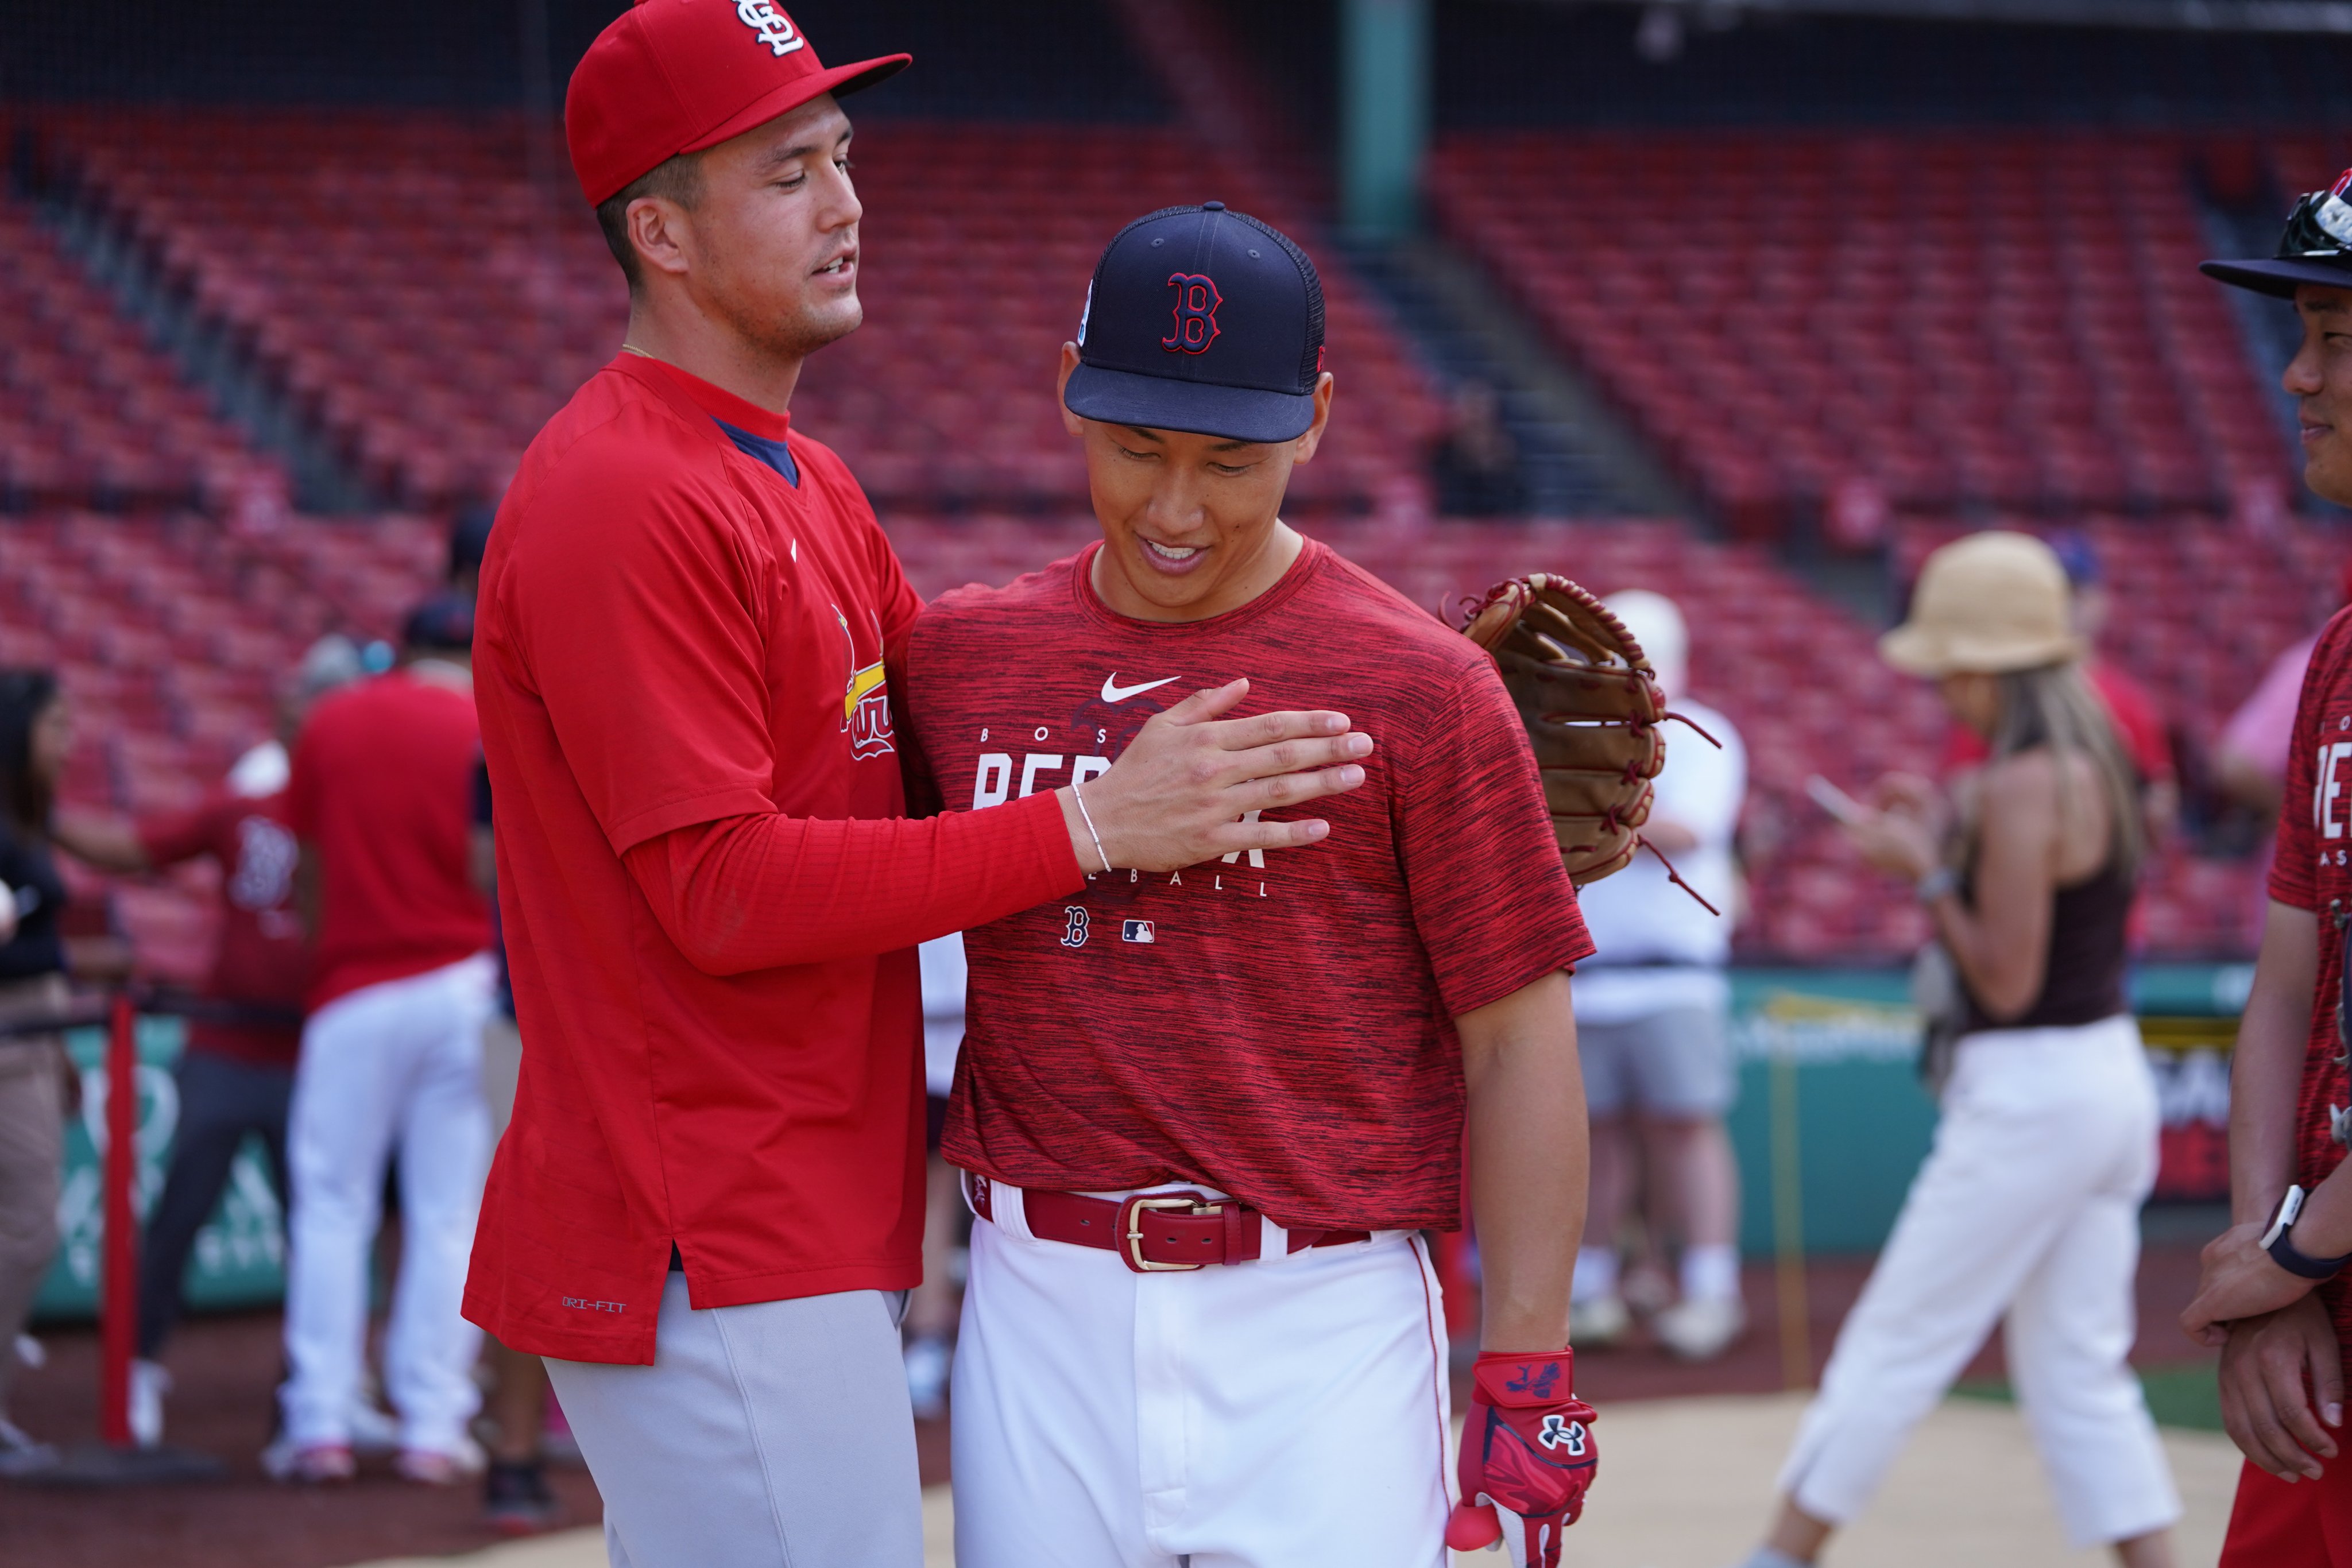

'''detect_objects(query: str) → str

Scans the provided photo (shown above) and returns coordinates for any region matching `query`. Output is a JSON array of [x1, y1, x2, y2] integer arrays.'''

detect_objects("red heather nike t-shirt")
[[465, 354, 1080, 1364], [900, 539, 1595, 1233], [138, 789, 307, 1066], [288, 670, 490, 1011], [2265, 606, 2352, 1352]]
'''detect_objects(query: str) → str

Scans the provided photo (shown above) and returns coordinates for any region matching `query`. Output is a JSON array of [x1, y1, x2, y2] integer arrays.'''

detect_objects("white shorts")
[[950, 1180, 1453, 1568]]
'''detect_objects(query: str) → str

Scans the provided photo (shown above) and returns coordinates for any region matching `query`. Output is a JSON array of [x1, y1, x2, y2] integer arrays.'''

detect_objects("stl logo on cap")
[[1162, 273, 1222, 355], [735, 0, 805, 57]]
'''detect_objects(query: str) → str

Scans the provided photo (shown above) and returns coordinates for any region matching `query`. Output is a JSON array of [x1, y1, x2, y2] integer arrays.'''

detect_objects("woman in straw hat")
[[1730, 532, 2180, 1568]]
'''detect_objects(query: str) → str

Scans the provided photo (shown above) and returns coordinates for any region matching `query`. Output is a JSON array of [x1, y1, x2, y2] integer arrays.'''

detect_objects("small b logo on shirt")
[[1061, 907, 1090, 948]]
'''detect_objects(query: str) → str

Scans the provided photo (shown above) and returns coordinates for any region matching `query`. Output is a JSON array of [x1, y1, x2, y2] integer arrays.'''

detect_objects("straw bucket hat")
[[1879, 531, 2082, 677]]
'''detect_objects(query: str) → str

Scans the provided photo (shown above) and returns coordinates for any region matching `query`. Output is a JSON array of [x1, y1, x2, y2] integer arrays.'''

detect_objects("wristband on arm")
[[2264, 1185, 2352, 1280]]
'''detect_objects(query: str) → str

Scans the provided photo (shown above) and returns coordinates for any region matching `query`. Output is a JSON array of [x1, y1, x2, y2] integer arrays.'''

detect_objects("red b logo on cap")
[[1162, 273, 1221, 355]]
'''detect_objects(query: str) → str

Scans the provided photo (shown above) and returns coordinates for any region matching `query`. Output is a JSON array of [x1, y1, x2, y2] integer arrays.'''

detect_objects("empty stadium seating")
[[0, 196, 277, 508], [33, 110, 1442, 513], [1429, 131, 2292, 533]]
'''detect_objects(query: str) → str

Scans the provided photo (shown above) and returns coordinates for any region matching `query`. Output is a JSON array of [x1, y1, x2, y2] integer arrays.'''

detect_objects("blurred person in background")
[[1732, 532, 2177, 1568], [903, 933, 966, 1420], [48, 635, 363, 1449], [1942, 532, 2176, 840], [1567, 590, 1748, 1361], [1428, 379, 1527, 517], [448, 505, 494, 601], [2213, 560, 2352, 822], [0, 669, 76, 1474], [272, 594, 493, 1485]]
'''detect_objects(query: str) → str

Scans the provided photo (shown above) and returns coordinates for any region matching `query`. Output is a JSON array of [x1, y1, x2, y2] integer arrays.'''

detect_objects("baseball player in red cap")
[[898, 204, 1599, 1568], [465, 7, 1377, 1565], [2181, 171, 2352, 1568]]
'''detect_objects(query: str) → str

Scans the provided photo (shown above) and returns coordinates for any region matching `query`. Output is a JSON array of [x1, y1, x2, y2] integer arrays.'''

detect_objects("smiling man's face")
[[2288, 285, 2352, 506], [1055, 344, 1333, 623]]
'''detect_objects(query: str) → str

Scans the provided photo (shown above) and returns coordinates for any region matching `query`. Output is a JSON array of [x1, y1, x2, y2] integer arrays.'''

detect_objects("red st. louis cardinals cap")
[[565, 0, 910, 207]]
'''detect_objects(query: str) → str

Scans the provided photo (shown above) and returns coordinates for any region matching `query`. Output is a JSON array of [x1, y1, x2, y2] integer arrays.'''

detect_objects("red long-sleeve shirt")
[[463, 354, 1080, 1364]]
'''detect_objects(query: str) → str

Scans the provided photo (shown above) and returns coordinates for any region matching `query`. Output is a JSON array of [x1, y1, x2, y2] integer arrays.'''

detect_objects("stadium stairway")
[[1343, 235, 1699, 520], [1104, 0, 1691, 524], [40, 196, 375, 515]]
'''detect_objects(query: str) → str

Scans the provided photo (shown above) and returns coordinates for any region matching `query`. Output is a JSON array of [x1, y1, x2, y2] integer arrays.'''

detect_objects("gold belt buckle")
[[1124, 1195, 1223, 1272]]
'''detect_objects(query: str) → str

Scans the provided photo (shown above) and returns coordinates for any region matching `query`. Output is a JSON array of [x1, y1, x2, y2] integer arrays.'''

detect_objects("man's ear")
[[1056, 342, 1086, 438], [1290, 371, 1336, 464], [628, 195, 696, 284]]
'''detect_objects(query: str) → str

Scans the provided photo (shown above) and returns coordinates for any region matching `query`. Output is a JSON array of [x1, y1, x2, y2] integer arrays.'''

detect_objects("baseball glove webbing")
[[1461, 574, 1723, 913]]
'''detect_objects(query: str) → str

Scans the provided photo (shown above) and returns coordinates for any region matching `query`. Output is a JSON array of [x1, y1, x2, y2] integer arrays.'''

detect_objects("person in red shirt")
[[50, 634, 363, 1449], [2179, 175, 2352, 1566], [274, 595, 493, 1485], [899, 205, 1597, 1568], [466, 10, 1373, 1566]]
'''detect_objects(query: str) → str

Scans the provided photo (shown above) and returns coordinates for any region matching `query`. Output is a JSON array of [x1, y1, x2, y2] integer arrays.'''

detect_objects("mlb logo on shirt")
[[1122, 920, 1156, 944]]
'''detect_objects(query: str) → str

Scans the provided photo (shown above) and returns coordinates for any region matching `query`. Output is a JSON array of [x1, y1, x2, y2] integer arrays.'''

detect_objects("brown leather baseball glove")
[[1461, 574, 1719, 907]]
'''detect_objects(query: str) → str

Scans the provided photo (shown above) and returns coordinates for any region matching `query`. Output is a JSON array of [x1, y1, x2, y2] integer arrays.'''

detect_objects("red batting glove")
[[1445, 1349, 1597, 1567]]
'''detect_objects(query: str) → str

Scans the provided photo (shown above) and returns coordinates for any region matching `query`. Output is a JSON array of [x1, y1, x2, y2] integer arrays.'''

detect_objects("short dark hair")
[[403, 593, 476, 656], [594, 152, 705, 293], [448, 505, 495, 581], [0, 668, 59, 832]]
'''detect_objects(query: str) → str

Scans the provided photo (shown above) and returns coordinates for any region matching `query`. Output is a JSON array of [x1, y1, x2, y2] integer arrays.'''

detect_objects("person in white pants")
[[282, 955, 493, 1465], [1732, 532, 2180, 1568], [276, 596, 496, 1484]]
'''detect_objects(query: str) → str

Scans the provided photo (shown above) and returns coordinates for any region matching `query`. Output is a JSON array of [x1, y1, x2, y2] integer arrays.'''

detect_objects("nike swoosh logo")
[[1101, 673, 1182, 703]]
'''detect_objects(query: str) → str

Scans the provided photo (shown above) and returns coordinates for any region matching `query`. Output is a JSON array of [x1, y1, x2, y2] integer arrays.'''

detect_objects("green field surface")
[[1954, 1364, 2225, 1434]]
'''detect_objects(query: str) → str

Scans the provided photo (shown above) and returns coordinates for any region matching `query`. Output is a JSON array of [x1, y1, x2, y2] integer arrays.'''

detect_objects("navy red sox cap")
[[403, 592, 476, 655], [1065, 203, 1328, 445], [2203, 168, 2352, 299], [566, 0, 910, 207]]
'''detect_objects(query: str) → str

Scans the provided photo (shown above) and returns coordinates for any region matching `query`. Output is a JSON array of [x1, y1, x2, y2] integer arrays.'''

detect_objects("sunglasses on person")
[[2281, 176, 2352, 262]]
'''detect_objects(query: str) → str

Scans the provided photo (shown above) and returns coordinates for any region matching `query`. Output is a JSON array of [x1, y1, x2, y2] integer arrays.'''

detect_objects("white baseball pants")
[[1777, 1013, 2181, 1548], [280, 954, 494, 1453], [950, 1180, 1454, 1568]]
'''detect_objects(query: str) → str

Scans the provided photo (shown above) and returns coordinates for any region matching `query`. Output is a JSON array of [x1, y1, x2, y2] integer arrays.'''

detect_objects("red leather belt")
[[968, 1177, 1371, 1274]]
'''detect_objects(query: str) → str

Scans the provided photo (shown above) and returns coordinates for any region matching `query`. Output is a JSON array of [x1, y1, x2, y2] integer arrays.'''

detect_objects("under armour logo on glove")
[[1445, 1349, 1599, 1568], [1536, 1413, 1588, 1455]]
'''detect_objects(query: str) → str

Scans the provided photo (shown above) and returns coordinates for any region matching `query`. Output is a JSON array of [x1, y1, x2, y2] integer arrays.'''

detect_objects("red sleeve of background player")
[[2087, 663, 2173, 784], [2268, 613, 2352, 912], [1398, 656, 1596, 1018], [136, 792, 233, 868]]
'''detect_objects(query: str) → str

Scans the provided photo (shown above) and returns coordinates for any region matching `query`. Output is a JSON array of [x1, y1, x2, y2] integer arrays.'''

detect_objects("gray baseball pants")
[[545, 1273, 922, 1568]]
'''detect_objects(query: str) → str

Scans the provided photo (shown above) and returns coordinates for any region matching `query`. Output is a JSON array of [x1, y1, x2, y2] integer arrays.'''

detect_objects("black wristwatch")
[[2263, 1186, 2352, 1280]]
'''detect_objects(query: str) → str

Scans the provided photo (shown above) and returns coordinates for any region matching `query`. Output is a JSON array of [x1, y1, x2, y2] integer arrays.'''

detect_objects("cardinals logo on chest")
[[835, 605, 895, 760]]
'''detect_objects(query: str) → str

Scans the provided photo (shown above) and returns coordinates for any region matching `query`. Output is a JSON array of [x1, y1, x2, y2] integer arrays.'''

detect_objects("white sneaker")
[[904, 1335, 951, 1422], [130, 1358, 172, 1449], [261, 1435, 357, 1484], [347, 1396, 402, 1457], [1655, 1296, 1747, 1361], [394, 1435, 486, 1486], [1570, 1294, 1631, 1348], [0, 1417, 57, 1477]]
